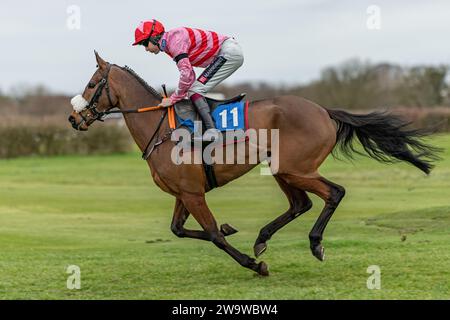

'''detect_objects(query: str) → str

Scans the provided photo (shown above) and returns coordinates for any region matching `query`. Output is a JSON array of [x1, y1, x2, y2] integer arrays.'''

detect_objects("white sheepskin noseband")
[[71, 94, 88, 113]]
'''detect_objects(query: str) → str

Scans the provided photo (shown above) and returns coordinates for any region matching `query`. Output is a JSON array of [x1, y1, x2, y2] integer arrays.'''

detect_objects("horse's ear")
[[94, 50, 107, 70]]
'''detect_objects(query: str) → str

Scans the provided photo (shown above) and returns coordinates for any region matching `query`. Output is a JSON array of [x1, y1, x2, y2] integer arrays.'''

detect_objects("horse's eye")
[[88, 82, 96, 88]]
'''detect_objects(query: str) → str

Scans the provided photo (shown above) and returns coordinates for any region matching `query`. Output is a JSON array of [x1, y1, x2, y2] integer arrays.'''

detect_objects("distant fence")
[[328, 106, 450, 133], [0, 107, 448, 159], [391, 107, 450, 133], [0, 116, 132, 159]]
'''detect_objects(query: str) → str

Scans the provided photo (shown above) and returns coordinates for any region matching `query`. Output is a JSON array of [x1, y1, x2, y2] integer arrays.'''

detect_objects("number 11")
[[219, 107, 239, 128]]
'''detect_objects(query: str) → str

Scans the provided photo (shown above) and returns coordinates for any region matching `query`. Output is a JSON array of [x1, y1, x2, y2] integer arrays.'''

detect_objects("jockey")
[[132, 19, 244, 140]]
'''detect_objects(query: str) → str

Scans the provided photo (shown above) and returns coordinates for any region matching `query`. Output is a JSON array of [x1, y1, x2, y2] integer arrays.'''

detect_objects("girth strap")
[[203, 163, 218, 190]]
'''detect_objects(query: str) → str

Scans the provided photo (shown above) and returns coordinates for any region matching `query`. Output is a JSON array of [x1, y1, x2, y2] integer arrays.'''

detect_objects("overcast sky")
[[0, 0, 449, 95]]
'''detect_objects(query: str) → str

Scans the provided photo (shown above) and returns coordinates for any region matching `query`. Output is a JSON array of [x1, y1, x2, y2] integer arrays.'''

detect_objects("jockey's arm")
[[169, 57, 196, 104]]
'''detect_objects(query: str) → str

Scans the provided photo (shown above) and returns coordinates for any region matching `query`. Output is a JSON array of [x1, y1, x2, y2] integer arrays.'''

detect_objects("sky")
[[0, 0, 449, 95]]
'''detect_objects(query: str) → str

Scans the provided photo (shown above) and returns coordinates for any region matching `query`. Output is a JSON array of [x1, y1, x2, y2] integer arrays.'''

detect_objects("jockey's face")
[[145, 42, 160, 54]]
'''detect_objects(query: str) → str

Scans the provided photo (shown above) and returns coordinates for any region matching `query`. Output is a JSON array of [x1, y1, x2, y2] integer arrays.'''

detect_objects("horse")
[[68, 52, 439, 276]]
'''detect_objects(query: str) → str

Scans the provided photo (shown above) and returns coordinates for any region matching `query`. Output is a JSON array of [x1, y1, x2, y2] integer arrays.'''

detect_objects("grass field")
[[0, 134, 449, 300]]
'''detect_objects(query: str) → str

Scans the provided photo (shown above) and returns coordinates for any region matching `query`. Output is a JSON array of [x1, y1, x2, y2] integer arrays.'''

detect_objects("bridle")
[[76, 64, 167, 126], [76, 63, 117, 128]]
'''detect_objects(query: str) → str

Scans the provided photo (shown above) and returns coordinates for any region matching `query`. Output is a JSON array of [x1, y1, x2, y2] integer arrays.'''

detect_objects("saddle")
[[172, 93, 248, 191], [174, 93, 247, 136]]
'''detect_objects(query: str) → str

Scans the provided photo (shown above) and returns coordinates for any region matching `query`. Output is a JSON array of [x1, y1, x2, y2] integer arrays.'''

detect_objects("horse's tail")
[[325, 108, 441, 174]]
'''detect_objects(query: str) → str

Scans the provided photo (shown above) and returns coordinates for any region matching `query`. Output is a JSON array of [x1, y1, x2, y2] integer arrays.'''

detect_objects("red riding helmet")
[[132, 19, 165, 46]]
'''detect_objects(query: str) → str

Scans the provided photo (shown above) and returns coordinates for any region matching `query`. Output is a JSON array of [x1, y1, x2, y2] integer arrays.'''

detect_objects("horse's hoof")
[[254, 242, 267, 257], [257, 261, 269, 276], [220, 223, 238, 236], [311, 244, 325, 261]]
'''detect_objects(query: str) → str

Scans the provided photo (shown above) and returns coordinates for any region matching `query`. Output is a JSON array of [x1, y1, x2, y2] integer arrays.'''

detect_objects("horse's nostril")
[[68, 115, 78, 130]]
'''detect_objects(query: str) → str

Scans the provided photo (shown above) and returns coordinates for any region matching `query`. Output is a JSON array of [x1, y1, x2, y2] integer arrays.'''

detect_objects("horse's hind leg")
[[254, 176, 312, 257], [281, 174, 345, 261], [180, 193, 269, 276]]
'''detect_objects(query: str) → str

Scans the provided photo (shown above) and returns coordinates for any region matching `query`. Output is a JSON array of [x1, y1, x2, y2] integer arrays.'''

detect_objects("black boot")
[[191, 95, 220, 141]]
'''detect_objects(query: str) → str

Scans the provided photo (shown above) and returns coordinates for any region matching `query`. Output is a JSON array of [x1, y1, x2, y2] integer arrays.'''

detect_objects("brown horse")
[[68, 52, 439, 276]]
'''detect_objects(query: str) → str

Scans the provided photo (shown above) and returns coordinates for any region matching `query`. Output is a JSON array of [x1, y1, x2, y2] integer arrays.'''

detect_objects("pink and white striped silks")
[[158, 27, 229, 103]]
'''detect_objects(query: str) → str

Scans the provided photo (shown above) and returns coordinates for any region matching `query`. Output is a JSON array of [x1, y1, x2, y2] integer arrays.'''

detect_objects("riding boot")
[[190, 94, 220, 141]]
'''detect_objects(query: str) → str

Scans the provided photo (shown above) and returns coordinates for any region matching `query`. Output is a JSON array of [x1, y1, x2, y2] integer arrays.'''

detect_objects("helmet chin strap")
[[149, 34, 163, 50]]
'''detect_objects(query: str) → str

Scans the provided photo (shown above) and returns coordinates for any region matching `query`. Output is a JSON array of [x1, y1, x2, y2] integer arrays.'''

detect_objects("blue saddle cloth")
[[175, 100, 246, 133]]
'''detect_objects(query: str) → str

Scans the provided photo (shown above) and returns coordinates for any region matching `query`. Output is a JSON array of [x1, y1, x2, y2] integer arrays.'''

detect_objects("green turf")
[[0, 134, 449, 299]]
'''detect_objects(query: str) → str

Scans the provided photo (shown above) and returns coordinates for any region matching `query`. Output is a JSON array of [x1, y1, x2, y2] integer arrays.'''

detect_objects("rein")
[[104, 105, 165, 115]]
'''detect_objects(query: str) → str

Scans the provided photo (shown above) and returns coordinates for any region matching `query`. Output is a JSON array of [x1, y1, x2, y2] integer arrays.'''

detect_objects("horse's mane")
[[118, 65, 163, 100]]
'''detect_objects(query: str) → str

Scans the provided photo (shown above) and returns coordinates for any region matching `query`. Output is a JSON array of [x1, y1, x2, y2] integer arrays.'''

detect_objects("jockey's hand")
[[158, 98, 173, 108]]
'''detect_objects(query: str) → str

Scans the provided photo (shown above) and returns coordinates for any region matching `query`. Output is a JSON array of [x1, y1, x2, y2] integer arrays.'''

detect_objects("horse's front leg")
[[171, 199, 238, 239], [180, 193, 269, 276]]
